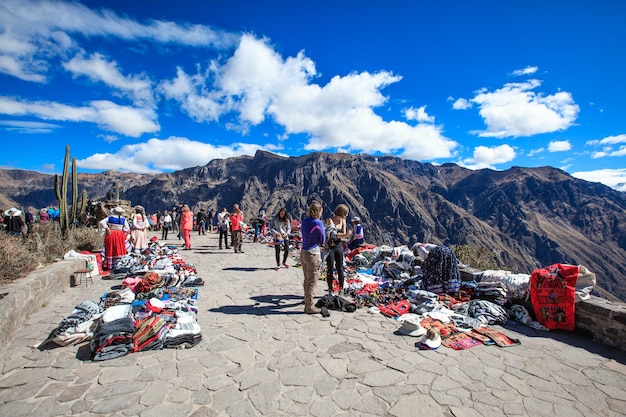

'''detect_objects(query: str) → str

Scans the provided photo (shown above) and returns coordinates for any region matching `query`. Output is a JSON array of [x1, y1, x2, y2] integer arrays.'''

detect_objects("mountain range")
[[2, 151, 625, 302]]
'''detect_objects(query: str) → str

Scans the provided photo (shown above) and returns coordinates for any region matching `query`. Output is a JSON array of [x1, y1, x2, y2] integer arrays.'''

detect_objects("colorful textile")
[[530, 263, 578, 331]]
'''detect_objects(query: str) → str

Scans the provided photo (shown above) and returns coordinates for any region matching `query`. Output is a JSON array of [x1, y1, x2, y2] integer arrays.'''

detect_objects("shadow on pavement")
[[208, 294, 304, 315], [503, 322, 626, 364], [222, 267, 276, 272]]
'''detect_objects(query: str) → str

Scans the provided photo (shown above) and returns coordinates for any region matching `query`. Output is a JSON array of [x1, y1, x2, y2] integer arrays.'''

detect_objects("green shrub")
[[450, 244, 501, 271]]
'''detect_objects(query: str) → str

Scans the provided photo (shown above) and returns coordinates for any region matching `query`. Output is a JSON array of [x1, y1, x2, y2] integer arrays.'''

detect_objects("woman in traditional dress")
[[99, 206, 130, 270], [130, 205, 149, 254]]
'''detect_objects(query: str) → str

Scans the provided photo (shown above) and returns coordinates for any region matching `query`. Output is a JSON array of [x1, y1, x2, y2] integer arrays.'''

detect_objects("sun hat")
[[134, 205, 145, 212], [351, 216, 361, 222], [4, 207, 22, 217], [418, 327, 442, 350], [397, 314, 427, 337], [112, 206, 125, 214]]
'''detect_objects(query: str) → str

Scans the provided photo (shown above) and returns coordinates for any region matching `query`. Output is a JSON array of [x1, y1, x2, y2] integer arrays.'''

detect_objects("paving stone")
[[361, 368, 406, 387], [139, 403, 194, 417], [247, 380, 281, 414], [309, 397, 340, 417], [57, 382, 91, 402], [140, 380, 168, 407], [350, 393, 391, 415], [30, 395, 72, 417], [280, 364, 323, 386], [239, 367, 277, 390], [89, 392, 143, 414], [35, 380, 66, 397]]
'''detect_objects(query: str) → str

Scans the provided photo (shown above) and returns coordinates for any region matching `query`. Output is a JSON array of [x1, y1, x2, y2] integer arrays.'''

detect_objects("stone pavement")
[[1, 231, 625, 417]]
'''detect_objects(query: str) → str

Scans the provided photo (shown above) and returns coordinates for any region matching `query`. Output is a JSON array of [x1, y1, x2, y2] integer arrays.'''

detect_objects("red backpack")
[[530, 264, 578, 331]]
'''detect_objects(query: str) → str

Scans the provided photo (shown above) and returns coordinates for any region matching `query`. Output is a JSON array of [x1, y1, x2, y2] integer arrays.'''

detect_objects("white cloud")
[[591, 147, 626, 159], [469, 79, 579, 138], [572, 168, 626, 192], [548, 140, 572, 152], [0, 0, 238, 82], [586, 134, 626, 146], [0, 96, 159, 137], [461, 144, 516, 170], [77, 137, 272, 173], [162, 35, 459, 161], [511, 66, 538, 76], [0, 119, 59, 133], [527, 147, 544, 157], [585, 134, 626, 159], [404, 106, 434, 123], [451, 97, 472, 110], [63, 53, 155, 108]]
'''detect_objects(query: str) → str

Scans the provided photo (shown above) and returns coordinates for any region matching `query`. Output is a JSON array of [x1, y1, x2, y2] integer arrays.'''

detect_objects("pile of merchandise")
[[38, 238, 203, 361]]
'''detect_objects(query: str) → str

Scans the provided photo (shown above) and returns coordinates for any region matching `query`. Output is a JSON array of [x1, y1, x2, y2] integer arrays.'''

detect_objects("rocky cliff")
[[2, 151, 625, 301]]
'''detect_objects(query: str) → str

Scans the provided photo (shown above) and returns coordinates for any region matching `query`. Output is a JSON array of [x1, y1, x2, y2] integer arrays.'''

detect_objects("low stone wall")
[[0, 259, 81, 352], [576, 297, 626, 350]]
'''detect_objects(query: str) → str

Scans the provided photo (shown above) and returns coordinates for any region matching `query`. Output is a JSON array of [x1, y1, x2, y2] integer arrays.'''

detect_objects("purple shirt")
[[300, 217, 325, 251]]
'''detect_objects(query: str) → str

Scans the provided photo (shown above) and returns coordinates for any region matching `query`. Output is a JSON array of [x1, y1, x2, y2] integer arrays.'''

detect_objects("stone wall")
[[575, 297, 626, 350], [0, 259, 81, 352]]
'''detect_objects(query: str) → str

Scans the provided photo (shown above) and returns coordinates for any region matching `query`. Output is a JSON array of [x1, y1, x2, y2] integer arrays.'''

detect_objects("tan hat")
[[397, 314, 426, 337], [112, 206, 125, 214]]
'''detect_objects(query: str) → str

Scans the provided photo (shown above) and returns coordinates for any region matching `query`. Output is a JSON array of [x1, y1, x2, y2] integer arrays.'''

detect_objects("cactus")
[[54, 145, 88, 235]]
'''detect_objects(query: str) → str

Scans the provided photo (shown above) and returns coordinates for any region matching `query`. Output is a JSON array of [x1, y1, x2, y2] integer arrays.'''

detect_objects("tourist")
[[347, 216, 364, 250], [253, 209, 267, 242], [269, 207, 292, 270], [24, 208, 34, 234], [300, 201, 325, 314], [196, 208, 207, 235], [207, 208, 215, 232], [180, 204, 194, 250], [326, 204, 352, 295], [99, 206, 130, 270], [39, 208, 50, 223], [3, 207, 25, 235], [161, 210, 172, 240], [130, 205, 149, 254], [230, 204, 244, 253], [217, 207, 230, 249]]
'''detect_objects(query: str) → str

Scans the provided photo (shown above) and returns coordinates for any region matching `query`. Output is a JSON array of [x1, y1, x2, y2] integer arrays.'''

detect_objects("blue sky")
[[1, 0, 625, 190]]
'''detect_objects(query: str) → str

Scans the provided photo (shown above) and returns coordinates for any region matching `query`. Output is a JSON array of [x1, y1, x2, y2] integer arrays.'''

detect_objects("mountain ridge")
[[2, 151, 625, 302]]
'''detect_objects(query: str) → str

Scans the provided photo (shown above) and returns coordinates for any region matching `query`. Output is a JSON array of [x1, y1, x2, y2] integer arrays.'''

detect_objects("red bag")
[[377, 300, 411, 318], [530, 264, 578, 331]]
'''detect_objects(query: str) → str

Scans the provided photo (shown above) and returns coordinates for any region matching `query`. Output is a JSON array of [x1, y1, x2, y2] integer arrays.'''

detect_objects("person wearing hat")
[[99, 206, 130, 270], [3, 208, 25, 235], [347, 216, 364, 251], [196, 208, 207, 235], [130, 205, 149, 254]]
